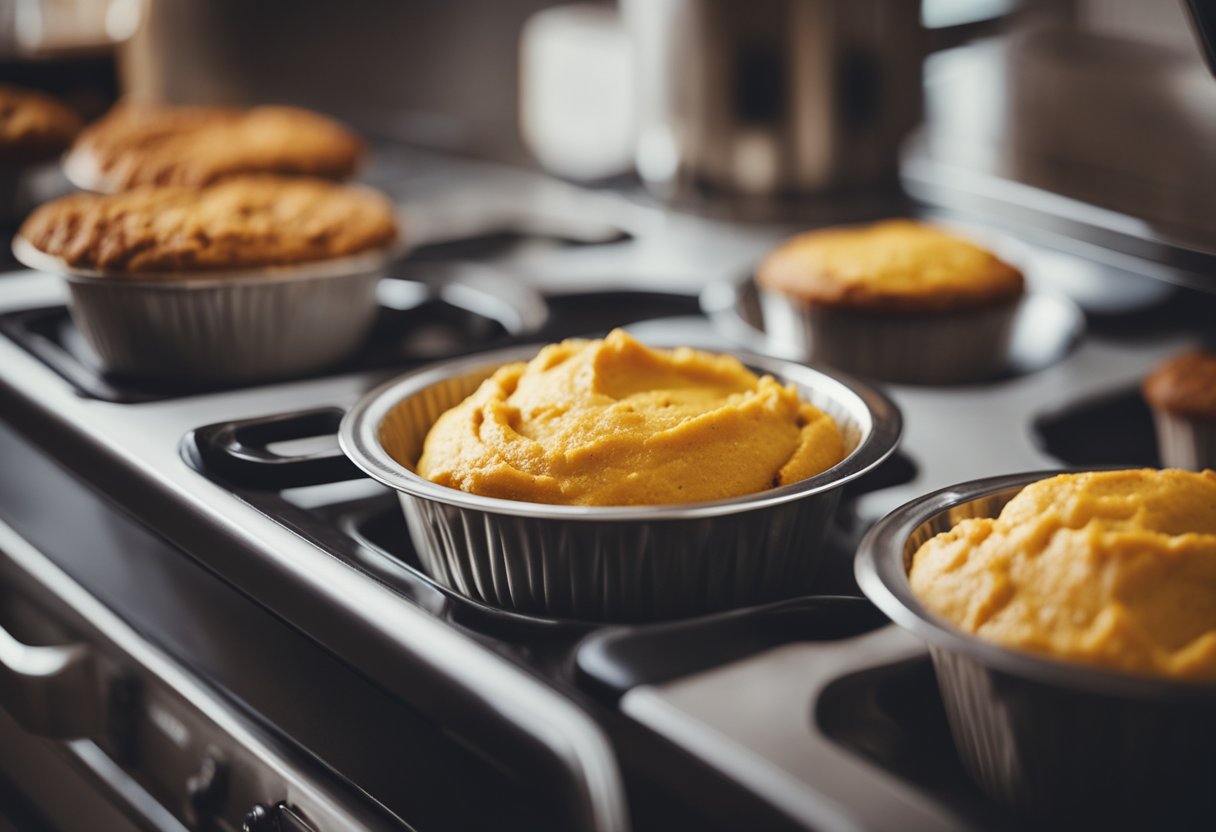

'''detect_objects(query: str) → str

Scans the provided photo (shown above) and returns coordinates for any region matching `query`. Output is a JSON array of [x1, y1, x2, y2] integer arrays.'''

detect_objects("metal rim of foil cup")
[[341, 343, 901, 520], [339, 342, 901, 619], [855, 469, 1216, 701], [1150, 408, 1216, 471]]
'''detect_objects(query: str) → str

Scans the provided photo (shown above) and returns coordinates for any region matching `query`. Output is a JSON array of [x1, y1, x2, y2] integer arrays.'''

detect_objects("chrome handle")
[[0, 613, 100, 739]]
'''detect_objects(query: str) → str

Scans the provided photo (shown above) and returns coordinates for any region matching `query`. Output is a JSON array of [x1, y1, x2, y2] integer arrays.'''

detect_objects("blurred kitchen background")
[[2, 0, 1215, 275]]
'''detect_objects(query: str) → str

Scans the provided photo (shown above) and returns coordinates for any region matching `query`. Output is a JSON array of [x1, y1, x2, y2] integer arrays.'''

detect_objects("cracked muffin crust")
[[19, 175, 398, 275], [65, 102, 364, 191]]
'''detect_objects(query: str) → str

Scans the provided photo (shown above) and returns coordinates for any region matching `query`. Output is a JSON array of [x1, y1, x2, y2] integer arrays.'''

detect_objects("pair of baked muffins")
[[22, 99, 397, 275], [757, 219, 1025, 385], [28, 100, 397, 274], [16, 102, 400, 382]]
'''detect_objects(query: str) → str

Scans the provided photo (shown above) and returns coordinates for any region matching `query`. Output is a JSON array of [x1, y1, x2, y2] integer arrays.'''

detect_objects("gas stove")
[[0, 146, 1212, 832]]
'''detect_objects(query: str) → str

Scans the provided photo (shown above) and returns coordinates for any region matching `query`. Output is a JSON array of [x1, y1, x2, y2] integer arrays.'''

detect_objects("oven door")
[[0, 516, 407, 832]]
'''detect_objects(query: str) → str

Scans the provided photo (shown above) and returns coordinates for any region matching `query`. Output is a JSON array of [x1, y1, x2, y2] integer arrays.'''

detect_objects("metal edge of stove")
[[900, 148, 1216, 294], [0, 515, 403, 832], [0, 274, 629, 832], [619, 627, 976, 832]]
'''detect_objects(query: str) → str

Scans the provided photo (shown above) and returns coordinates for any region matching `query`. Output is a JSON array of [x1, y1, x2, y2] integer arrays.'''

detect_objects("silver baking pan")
[[340, 343, 901, 622], [855, 471, 1216, 826]]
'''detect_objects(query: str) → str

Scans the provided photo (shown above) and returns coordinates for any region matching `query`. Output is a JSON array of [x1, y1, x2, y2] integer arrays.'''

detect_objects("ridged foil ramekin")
[[760, 289, 1020, 385], [1149, 408, 1216, 470], [856, 472, 1216, 826], [341, 344, 901, 622], [13, 235, 392, 383]]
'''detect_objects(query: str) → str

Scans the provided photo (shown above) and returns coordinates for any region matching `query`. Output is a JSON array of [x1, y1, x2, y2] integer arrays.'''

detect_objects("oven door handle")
[[0, 618, 101, 739]]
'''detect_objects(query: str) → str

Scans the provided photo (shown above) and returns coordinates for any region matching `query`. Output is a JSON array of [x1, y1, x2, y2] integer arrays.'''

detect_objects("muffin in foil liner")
[[341, 344, 901, 622], [760, 288, 1020, 386], [1150, 408, 1216, 470], [856, 471, 1216, 826], [13, 235, 390, 383]]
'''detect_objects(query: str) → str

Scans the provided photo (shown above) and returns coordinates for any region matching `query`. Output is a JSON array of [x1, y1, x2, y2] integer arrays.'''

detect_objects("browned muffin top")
[[19, 175, 399, 275], [0, 84, 83, 166], [757, 219, 1025, 315], [65, 102, 364, 191], [1143, 350, 1216, 419]]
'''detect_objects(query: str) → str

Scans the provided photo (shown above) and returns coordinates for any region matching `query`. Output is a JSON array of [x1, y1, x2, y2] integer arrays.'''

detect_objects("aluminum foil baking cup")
[[1149, 407, 1216, 471], [759, 288, 1020, 385], [13, 235, 396, 383], [341, 344, 901, 622], [856, 471, 1216, 826]]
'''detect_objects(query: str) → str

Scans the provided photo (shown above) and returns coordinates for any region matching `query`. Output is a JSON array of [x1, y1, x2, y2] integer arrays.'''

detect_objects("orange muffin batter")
[[910, 469, 1216, 681], [414, 330, 846, 506]]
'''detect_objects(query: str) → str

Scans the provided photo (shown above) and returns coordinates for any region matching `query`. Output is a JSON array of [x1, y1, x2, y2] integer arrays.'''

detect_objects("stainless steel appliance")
[[1, 135, 1213, 829], [623, 0, 925, 198], [4, 0, 1216, 825]]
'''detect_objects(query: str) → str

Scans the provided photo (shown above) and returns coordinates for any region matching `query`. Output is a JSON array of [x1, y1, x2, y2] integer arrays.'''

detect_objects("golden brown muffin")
[[1143, 350, 1216, 419], [19, 175, 398, 275], [0, 84, 83, 167], [65, 102, 364, 191], [757, 219, 1025, 315], [909, 469, 1216, 681], [414, 329, 845, 506]]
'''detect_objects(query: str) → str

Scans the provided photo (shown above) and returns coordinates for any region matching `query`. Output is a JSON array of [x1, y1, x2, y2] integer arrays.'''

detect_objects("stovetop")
[[1, 145, 1214, 831]]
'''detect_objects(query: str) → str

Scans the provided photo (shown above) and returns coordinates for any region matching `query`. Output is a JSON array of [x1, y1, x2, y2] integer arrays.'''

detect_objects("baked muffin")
[[909, 468, 1216, 681], [19, 175, 398, 274], [14, 176, 399, 381], [757, 219, 1025, 384], [1143, 350, 1216, 470], [414, 329, 846, 506], [64, 102, 364, 192], [0, 84, 82, 167]]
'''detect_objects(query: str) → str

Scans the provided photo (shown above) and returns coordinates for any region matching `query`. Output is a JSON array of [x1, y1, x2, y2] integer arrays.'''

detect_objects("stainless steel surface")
[[12, 237, 393, 382], [0, 260, 631, 832], [0, 135, 1208, 829], [907, 23, 1216, 288], [623, 0, 923, 198], [339, 343, 900, 620], [622, 628, 969, 832], [0, 705, 154, 832], [855, 472, 1216, 822], [0, 607, 98, 739], [0, 516, 405, 831]]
